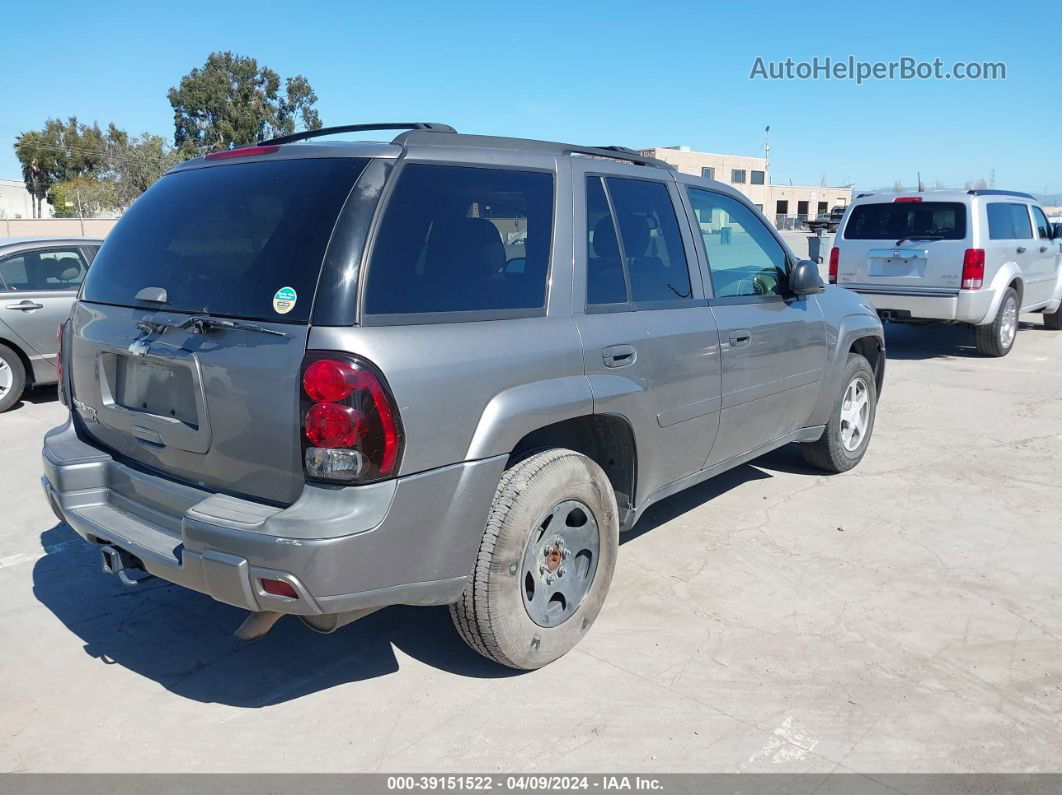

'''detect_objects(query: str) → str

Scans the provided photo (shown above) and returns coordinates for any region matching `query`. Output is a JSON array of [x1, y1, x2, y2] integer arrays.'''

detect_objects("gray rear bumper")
[[41, 420, 505, 616]]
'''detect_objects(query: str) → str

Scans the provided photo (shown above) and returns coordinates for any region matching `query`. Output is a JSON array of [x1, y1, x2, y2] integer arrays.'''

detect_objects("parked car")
[[829, 190, 1062, 356], [806, 205, 847, 234], [42, 124, 884, 669], [0, 237, 101, 411]]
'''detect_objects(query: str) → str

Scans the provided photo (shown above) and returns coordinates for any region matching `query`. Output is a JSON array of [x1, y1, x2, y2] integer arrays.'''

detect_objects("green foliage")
[[14, 117, 113, 218], [167, 51, 322, 158], [48, 175, 118, 218]]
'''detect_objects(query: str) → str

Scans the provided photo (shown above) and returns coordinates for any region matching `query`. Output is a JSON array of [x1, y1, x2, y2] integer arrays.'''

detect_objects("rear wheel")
[[801, 353, 877, 473], [1044, 304, 1062, 330], [0, 344, 27, 413], [450, 449, 619, 670], [974, 287, 1019, 357]]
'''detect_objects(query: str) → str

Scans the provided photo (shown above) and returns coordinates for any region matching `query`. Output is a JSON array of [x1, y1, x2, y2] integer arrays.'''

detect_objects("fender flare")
[[807, 310, 884, 427], [975, 262, 1023, 325], [465, 375, 595, 461]]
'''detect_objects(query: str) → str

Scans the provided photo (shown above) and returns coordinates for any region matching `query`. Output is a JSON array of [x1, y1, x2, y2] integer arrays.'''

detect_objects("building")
[[0, 178, 52, 220], [637, 146, 851, 229]]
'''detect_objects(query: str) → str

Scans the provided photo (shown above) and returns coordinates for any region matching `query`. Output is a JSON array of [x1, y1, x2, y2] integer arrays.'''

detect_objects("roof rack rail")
[[260, 122, 456, 146], [855, 192, 875, 198], [389, 130, 673, 169], [967, 189, 1035, 199]]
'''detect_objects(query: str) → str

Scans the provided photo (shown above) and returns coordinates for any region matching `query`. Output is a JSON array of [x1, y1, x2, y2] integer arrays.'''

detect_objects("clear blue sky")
[[1, 0, 1058, 193]]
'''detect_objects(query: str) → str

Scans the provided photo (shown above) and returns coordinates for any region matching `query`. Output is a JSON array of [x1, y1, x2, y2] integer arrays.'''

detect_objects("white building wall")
[[0, 179, 52, 219]]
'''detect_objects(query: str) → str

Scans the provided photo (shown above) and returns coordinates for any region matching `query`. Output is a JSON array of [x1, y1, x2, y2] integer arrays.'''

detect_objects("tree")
[[13, 118, 109, 218], [48, 176, 118, 218], [168, 51, 322, 158], [107, 133, 180, 208]]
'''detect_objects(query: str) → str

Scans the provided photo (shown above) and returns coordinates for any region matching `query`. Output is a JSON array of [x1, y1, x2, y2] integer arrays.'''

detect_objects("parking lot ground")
[[1, 317, 1060, 774]]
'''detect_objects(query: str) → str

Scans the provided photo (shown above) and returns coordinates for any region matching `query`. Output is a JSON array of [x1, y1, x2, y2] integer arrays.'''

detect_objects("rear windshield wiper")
[[178, 315, 289, 338], [894, 235, 944, 246]]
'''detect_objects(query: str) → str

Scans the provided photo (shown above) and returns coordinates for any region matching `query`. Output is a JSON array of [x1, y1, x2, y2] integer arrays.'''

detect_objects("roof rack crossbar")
[[966, 189, 1035, 199], [260, 122, 456, 146]]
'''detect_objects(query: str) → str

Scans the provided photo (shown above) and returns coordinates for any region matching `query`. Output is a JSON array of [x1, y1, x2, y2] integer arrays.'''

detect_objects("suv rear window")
[[843, 202, 966, 240], [362, 164, 553, 318], [81, 158, 368, 323]]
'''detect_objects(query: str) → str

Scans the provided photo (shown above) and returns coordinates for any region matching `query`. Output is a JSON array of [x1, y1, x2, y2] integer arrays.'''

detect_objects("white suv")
[[829, 190, 1062, 356]]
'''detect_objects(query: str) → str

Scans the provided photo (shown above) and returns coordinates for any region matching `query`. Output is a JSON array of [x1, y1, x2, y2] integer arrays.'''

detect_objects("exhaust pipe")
[[301, 607, 380, 634]]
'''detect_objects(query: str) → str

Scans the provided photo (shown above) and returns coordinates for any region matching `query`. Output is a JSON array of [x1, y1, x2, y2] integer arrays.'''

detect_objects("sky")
[[2, 0, 1059, 194]]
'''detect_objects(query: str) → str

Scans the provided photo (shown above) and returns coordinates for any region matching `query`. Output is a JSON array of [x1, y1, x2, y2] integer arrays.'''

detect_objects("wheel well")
[[850, 335, 885, 395], [1009, 278, 1023, 304], [0, 337, 34, 386], [510, 415, 637, 518]]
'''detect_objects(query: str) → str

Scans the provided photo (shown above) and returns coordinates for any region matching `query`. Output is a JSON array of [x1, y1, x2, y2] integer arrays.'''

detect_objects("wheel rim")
[[520, 499, 600, 628], [1000, 295, 1018, 348], [839, 376, 870, 452], [0, 358, 10, 395]]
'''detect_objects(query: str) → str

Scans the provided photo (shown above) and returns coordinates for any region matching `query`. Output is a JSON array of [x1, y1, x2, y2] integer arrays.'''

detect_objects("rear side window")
[[363, 165, 553, 317], [81, 158, 368, 323], [1032, 206, 1052, 239], [987, 202, 1034, 240], [0, 248, 87, 292], [843, 202, 966, 240]]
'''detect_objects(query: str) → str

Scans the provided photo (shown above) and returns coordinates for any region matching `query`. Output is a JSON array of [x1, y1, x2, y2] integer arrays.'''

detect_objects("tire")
[[450, 448, 619, 670], [801, 353, 877, 473], [974, 287, 1019, 357], [1044, 305, 1062, 330], [0, 343, 27, 413]]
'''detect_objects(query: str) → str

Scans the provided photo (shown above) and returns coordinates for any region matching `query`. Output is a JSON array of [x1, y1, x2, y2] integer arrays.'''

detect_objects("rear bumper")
[[847, 287, 994, 324], [41, 420, 505, 616]]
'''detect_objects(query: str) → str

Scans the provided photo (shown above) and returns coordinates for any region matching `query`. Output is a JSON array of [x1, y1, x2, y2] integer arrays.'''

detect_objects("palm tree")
[[14, 133, 50, 219]]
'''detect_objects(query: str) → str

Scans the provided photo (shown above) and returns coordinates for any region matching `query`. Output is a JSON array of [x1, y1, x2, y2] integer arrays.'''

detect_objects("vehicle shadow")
[[32, 523, 519, 707], [883, 318, 1043, 360], [7, 384, 59, 412]]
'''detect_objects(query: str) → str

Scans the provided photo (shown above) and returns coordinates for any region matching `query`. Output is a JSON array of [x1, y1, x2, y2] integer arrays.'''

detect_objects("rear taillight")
[[204, 144, 280, 161], [893, 196, 923, 203], [828, 247, 839, 284], [300, 353, 403, 484], [961, 249, 985, 290], [56, 323, 67, 406]]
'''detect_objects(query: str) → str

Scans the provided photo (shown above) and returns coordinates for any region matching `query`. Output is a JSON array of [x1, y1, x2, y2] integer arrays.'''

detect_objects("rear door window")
[[81, 158, 368, 323], [987, 202, 1034, 240], [363, 164, 553, 318], [843, 202, 966, 240], [0, 247, 87, 292]]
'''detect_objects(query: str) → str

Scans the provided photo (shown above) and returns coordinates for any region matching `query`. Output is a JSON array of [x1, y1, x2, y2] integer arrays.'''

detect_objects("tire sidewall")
[[829, 355, 877, 470], [0, 345, 26, 413], [486, 453, 618, 669], [997, 289, 1018, 355]]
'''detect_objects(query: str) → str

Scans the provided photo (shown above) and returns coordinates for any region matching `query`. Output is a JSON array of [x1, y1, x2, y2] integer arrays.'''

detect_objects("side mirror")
[[788, 259, 825, 295]]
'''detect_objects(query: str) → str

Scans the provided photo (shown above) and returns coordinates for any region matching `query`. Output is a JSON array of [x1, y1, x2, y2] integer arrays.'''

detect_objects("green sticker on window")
[[272, 286, 297, 314]]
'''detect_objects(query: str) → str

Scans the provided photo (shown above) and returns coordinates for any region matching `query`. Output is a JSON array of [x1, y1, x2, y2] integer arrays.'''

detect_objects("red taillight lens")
[[303, 358, 356, 402], [961, 249, 985, 290], [204, 144, 280, 161], [260, 578, 298, 598], [893, 196, 923, 203], [304, 403, 366, 448], [300, 354, 403, 484], [828, 247, 839, 284]]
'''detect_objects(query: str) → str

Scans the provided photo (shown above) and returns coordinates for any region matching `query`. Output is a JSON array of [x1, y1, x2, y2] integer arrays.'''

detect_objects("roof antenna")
[[917, 171, 924, 192]]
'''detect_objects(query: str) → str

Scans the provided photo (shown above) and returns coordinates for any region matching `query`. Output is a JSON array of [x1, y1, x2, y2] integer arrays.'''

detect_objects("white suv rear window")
[[844, 202, 966, 240]]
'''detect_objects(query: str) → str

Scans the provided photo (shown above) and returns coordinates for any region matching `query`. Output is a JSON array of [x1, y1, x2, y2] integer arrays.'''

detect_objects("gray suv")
[[41, 123, 885, 669]]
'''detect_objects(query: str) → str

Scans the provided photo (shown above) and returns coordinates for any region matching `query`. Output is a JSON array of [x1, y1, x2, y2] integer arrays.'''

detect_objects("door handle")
[[1016, 246, 1026, 254], [728, 329, 753, 348], [602, 344, 636, 368], [6, 301, 44, 311]]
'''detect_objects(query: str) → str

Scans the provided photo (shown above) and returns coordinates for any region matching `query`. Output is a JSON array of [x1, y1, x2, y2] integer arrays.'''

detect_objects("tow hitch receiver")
[[99, 544, 154, 587]]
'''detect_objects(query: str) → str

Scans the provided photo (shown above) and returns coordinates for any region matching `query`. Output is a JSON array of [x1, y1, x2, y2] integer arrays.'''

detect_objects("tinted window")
[[701, 167, 715, 180], [987, 202, 1034, 240], [605, 178, 691, 303], [750, 170, 765, 185], [0, 248, 87, 292], [83, 159, 365, 322], [844, 202, 966, 240], [586, 177, 627, 305], [1032, 206, 1051, 239], [363, 165, 553, 316], [731, 169, 746, 184], [688, 188, 787, 298]]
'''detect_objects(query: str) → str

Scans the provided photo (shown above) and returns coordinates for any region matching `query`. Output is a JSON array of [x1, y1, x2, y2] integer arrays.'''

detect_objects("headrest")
[[592, 216, 619, 259]]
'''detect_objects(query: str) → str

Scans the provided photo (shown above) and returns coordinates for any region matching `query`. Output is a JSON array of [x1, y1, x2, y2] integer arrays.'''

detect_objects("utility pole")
[[763, 125, 771, 182], [75, 186, 85, 237]]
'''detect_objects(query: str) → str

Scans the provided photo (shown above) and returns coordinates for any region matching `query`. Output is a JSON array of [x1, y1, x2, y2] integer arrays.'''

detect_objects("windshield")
[[81, 158, 368, 323], [843, 202, 967, 241]]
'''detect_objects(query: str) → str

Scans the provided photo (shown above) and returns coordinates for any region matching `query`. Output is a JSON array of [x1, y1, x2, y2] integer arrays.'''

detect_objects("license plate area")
[[867, 248, 927, 279], [112, 355, 199, 427]]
